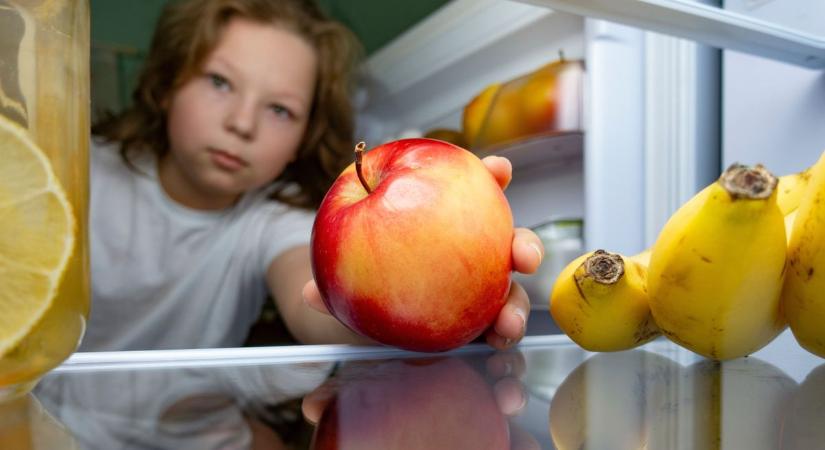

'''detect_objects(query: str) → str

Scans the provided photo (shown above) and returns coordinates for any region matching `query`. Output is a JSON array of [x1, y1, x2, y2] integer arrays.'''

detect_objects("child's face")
[[160, 17, 317, 209]]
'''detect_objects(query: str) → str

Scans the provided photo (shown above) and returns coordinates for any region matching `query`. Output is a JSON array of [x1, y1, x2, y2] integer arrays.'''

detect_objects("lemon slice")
[[0, 116, 75, 357]]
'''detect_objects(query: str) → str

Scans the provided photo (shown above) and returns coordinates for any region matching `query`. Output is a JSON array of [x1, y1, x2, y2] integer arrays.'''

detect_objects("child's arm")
[[267, 245, 371, 345]]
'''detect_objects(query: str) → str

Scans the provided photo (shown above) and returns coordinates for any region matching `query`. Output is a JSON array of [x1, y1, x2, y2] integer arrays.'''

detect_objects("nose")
[[224, 96, 257, 140]]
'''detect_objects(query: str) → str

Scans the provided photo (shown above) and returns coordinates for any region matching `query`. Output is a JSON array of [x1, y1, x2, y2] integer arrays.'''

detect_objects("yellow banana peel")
[[648, 164, 787, 361], [777, 168, 812, 216], [550, 249, 659, 352], [782, 151, 825, 358]]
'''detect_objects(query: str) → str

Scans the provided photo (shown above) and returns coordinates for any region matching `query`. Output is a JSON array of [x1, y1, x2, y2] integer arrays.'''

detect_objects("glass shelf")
[[475, 130, 584, 172]]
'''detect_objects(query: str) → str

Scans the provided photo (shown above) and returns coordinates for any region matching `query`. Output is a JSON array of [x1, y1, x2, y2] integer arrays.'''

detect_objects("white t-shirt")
[[82, 140, 315, 351]]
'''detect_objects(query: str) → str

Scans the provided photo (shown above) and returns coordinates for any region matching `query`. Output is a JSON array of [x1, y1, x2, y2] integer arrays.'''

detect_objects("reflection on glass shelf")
[[18, 334, 825, 450], [517, 0, 825, 68]]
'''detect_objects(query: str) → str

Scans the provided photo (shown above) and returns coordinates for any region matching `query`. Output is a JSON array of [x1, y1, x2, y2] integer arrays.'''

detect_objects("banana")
[[549, 249, 659, 352], [647, 164, 787, 360], [784, 209, 797, 245], [777, 168, 813, 216], [782, 151, 825, 358]]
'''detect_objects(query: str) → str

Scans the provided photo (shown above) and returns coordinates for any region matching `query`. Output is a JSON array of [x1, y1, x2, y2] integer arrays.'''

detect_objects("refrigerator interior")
[[355, 0, 726, 318], [355, 1, 588, 231]]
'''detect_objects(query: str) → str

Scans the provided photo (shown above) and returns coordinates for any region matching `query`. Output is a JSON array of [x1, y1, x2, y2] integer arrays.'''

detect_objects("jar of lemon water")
[[0, 0, 90, 399]]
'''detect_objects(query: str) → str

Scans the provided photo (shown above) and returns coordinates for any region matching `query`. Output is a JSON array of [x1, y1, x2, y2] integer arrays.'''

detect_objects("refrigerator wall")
[[722, 0, 825, 174]]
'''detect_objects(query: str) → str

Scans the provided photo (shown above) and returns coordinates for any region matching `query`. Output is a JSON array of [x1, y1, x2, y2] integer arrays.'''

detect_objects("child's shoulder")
[[90, 137, 152, 176]]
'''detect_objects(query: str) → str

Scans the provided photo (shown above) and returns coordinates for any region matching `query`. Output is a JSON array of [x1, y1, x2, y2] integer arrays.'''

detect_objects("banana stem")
[[582, 250, 625, 285], [720, 164, 777, 200]]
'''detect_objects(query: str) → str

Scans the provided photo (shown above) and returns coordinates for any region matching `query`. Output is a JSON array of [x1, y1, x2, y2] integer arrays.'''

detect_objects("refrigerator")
[[353, 0, 825, 321]]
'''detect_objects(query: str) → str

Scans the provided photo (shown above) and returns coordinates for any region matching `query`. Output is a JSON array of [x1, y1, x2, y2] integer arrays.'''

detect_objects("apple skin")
[[311, 138, 513, 352], [310, 357, 511, 450]]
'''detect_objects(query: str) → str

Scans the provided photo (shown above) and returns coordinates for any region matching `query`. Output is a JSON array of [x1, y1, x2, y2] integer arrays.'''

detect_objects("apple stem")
[[355, 141, 372, 194]]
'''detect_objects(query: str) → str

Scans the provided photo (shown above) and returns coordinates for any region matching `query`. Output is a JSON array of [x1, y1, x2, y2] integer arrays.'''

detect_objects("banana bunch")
[[550, 163, 803, 359], [549, 249, 659, 352], [782, 152, 825, 358]]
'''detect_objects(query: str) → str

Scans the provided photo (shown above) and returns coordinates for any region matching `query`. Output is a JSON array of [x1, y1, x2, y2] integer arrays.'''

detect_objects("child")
[[84, 0, 543, 352]]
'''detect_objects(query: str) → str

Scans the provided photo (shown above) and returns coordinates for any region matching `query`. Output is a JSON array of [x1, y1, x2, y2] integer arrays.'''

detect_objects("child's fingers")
[[493, 376, 527, 416], [486, 350, 527, 379], [301, 381, 337, 425], [486, 282, 530, 349], [481, 155, 512, 190], [302, 280, 331, 315], [512, 228, 544, 275]]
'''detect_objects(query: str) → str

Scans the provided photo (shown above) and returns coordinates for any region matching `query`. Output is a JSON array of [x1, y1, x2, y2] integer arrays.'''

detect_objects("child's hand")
[[475, 156, 544, 350], [302, 155, 544, 350]]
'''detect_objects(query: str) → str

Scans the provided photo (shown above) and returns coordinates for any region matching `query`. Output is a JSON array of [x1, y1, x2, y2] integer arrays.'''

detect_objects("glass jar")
[[0, 0, 90, 399]]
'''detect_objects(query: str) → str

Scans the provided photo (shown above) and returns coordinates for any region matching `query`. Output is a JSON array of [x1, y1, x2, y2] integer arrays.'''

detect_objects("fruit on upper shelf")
[[462, 55, 584, 150]]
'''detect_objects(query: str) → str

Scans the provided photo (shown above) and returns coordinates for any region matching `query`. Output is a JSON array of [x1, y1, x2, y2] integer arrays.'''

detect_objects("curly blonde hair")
[[93, 0, 361, 209]]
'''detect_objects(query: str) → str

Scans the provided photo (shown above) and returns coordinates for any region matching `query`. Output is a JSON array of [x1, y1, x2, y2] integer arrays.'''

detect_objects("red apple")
[[310, 357, 510, 450], [311, 138, 513, 352]]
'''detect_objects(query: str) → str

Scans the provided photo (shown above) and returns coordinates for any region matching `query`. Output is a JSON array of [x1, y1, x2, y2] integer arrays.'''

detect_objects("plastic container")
[[514, 219, 584, 310], [0, 0, 90, 399]]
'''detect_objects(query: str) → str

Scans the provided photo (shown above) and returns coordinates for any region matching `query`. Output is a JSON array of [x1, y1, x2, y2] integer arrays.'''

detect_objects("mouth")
[[209, 148, 248, 171]]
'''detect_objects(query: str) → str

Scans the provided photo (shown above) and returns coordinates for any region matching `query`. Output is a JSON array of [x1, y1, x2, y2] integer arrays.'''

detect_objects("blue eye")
[[208, 73, 230, 90], [269, 104, 294, 119]]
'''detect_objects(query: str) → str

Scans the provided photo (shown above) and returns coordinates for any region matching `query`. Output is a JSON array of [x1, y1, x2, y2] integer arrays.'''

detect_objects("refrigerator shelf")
[[475, 130, 584, 172]]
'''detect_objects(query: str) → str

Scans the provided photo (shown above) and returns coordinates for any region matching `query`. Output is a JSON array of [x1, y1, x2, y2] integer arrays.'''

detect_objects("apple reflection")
[[310, 357, 511, 450], [549, 351, 798, 450]]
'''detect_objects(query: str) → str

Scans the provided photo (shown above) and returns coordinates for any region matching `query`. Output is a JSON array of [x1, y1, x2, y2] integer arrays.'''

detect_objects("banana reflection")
[[549, 351, 798, 450], [781, 362, 825, 449], [0, 394, 79, 449], [549, 350, 682, 450], [306, 354, 535, 450]]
